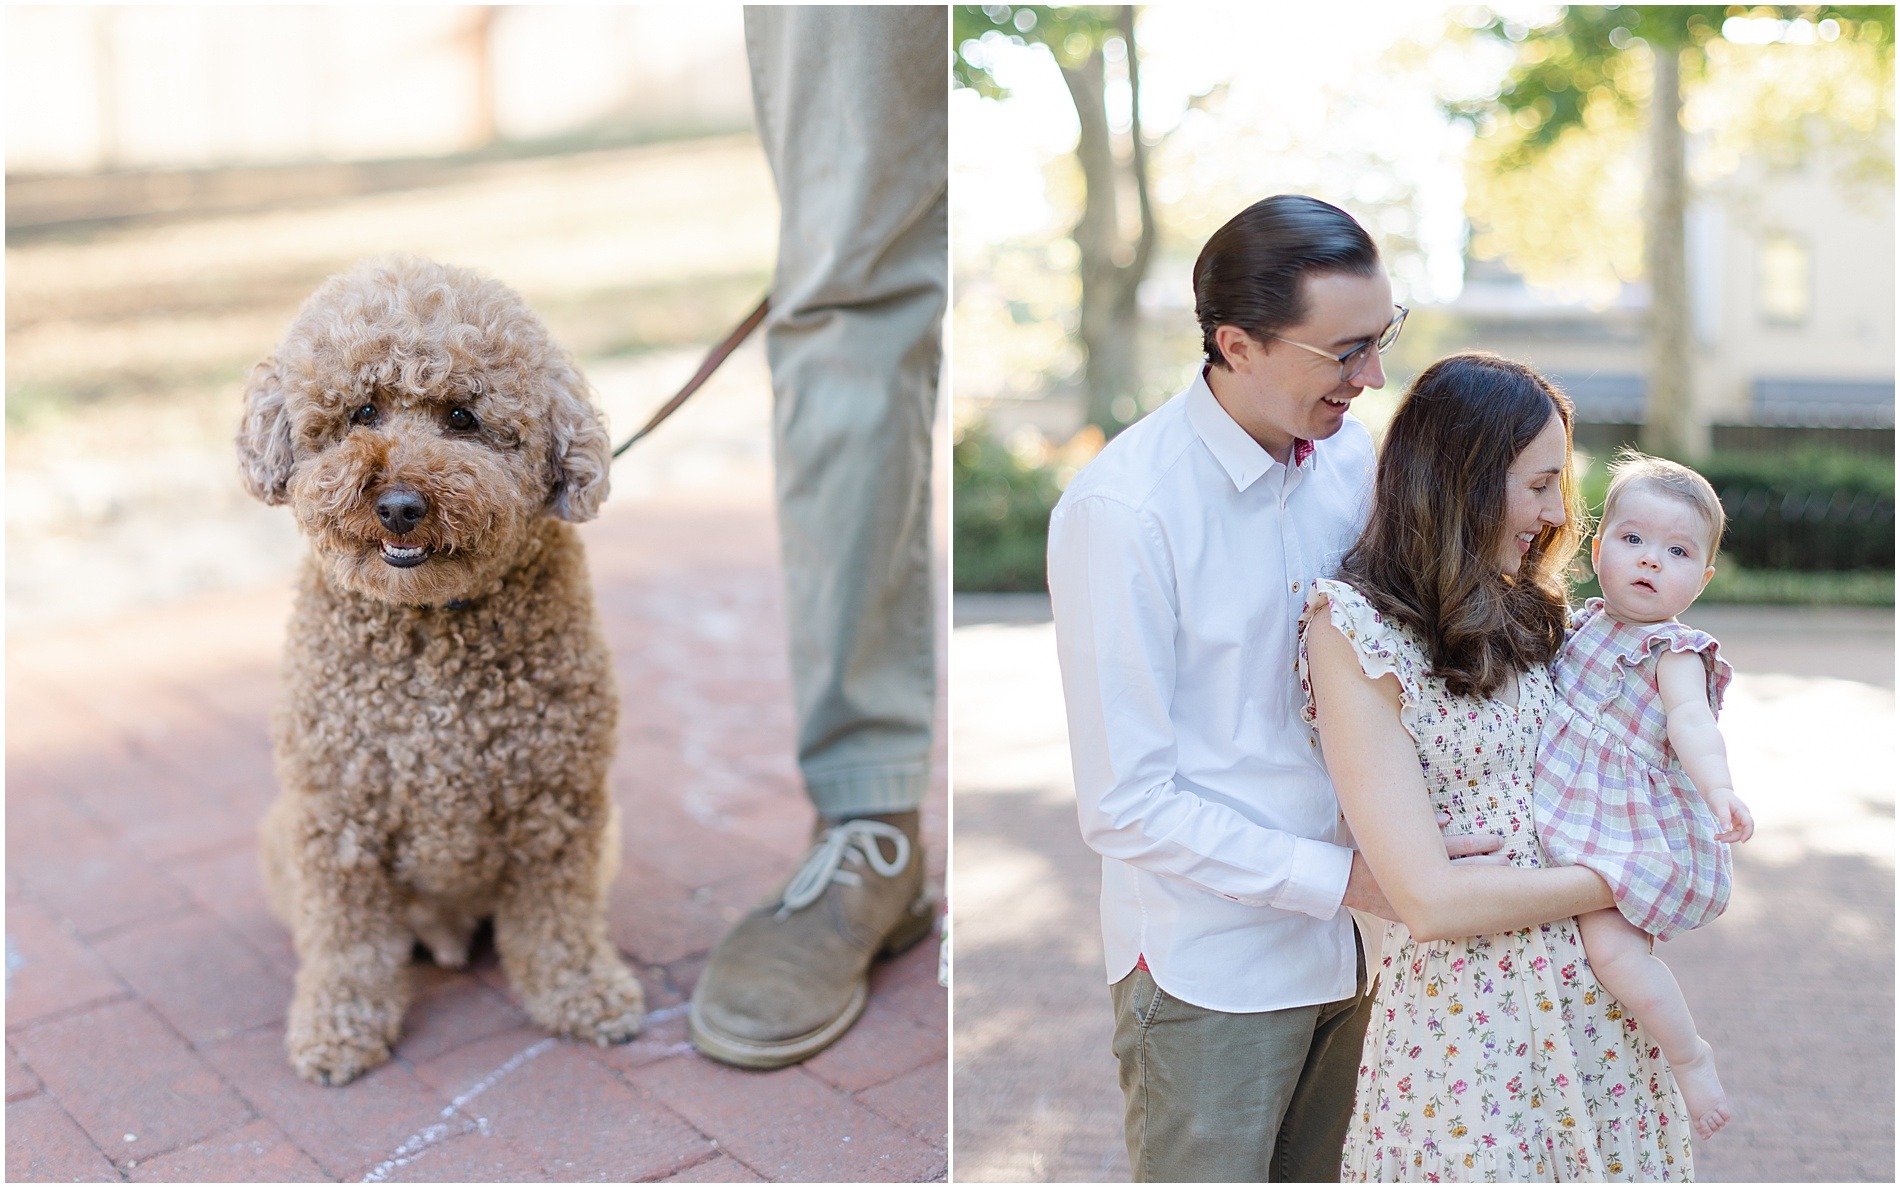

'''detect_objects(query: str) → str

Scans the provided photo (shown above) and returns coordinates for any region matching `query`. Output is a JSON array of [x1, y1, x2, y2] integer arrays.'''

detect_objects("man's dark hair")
[[1192, 195, 1381, 369]]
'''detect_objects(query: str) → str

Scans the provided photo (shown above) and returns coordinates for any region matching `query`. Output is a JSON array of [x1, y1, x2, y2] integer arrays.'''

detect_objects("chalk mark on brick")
[[360, 1037, 555, 1182], [644, 1002, 689, 1025]]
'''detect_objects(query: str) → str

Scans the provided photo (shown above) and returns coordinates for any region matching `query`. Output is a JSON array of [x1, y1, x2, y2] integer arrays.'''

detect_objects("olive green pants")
[[1110, 952, 1373, 1182], [744, 6, 946, 819]]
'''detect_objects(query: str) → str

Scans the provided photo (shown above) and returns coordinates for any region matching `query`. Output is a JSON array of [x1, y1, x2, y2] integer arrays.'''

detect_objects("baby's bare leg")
[[1579, 907, 1731, 1139]]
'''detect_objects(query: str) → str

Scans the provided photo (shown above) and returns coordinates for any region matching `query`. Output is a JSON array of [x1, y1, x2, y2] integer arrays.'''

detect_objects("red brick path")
[[6, 491, 948, 1183], [949, 601, 1893, 1183]]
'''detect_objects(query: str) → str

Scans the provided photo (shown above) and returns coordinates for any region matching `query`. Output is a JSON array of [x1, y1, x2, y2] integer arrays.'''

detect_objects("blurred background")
[[7, 8, 951, 1183], [951, 2, 1894, 604], [949, 4, 1893, 1182], [7, 5, 775, 627]]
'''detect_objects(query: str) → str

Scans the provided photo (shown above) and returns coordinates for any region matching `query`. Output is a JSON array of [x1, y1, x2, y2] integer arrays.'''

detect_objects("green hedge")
[[1572, 563, 1893, 607], [1582, 449, 1893, 572], [1700, 451, 1893, 572], [952, 425, 1060, 593], [951, 430, 1896, 604]]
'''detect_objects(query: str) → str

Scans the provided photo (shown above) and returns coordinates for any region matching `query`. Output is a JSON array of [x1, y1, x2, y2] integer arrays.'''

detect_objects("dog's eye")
[[446, 407, 478, 432], [350, 404, 378, 427]]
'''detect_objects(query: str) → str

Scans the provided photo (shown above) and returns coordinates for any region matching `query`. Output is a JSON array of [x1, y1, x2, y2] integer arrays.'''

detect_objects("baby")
[[1534, 451, 1754, 1141]]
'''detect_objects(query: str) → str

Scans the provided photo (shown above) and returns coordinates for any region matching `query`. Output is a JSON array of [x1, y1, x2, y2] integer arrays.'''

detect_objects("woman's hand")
[[1344, 815, 1508, 920], [1440, 810, 1510, 866]]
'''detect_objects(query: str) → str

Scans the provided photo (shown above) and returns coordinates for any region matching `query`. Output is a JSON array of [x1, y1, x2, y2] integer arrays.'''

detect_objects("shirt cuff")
[[1270, 837, 1355, 921]]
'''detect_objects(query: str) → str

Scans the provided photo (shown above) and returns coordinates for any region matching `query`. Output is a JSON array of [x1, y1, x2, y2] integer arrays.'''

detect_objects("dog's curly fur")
[[238, 256, 642, 1086]]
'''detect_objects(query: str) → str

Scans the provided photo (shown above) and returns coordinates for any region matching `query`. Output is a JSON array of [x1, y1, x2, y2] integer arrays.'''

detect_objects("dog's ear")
[[237, 358, 295, 505], [546, 367, 612, 522]]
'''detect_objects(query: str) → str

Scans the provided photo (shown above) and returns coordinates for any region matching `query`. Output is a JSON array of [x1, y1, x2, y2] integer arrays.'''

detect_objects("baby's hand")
[[1709, 789, 1754, 844]]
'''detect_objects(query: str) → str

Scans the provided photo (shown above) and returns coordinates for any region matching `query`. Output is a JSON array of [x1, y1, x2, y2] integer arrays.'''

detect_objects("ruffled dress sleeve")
[[1625, 619, 1734, 714], [1297, 578, 1428, 741]]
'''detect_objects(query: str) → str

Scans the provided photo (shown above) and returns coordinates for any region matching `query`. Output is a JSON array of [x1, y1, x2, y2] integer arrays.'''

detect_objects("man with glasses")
[[1049, 195, 1470, 1181]]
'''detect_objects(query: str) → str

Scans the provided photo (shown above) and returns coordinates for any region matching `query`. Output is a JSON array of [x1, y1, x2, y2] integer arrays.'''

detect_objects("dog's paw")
[[525, 964, 646, 1046], [287, 1033, 392, 1087], [286, 990, 403, 1086]]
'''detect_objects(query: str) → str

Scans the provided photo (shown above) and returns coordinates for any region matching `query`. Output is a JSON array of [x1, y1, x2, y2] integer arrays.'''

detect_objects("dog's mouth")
[[380, 540, 432, 568]]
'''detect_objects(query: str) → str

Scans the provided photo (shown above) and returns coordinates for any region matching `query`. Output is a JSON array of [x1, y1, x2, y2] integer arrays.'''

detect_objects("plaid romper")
[[1534, 599, 1735, 941]]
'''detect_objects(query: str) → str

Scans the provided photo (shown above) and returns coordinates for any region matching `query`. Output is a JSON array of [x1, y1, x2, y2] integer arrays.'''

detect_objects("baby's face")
[[1591, 487, 1716, 623]]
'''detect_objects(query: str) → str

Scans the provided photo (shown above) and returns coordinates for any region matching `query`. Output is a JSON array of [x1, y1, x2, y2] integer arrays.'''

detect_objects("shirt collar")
[[1184, 368, 1314, 491]]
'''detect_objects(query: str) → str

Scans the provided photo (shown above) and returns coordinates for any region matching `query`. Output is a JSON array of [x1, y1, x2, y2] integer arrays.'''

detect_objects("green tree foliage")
[[1457, 8, 1724, 157], [1456, 6, 1892, 294], [1455, 5, 1894, 459], [952, 423, 1063, 592], [1457, 6, 1892, 169], [952, 5, 1122, 95]]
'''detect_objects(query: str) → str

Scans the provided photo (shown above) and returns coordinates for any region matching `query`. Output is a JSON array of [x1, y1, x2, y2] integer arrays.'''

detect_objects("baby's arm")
[[1656, 648, 1754, 843]]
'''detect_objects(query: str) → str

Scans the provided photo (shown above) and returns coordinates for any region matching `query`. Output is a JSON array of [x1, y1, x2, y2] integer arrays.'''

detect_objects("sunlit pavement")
[[5, 363, 951, 1182], [950, 595, 1893, 1183]]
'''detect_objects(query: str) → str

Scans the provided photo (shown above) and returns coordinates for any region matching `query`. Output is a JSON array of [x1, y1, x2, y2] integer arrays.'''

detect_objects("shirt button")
[[1290, 581, 1301, 593]]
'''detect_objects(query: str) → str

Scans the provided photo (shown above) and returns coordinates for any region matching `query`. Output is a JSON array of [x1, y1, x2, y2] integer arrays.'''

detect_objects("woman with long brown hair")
[[1299, 353, 1695, 1180]]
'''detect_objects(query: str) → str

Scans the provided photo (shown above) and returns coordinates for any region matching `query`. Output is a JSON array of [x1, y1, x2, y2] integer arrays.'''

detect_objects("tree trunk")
[[1119, 3, 1157, 382], [463, 7, 498, 148], [93, 9, 119, 169], [1641, 41, 1705, 459], [1059, 6, 1156, 437]]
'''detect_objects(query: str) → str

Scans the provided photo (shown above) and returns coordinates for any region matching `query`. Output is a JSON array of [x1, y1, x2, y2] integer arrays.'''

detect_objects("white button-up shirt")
[[1047, 370, 1377, 1013]]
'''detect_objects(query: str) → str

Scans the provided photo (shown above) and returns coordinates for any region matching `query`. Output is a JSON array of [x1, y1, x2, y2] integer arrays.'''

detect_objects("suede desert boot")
[[689, 810, 934, 1068]]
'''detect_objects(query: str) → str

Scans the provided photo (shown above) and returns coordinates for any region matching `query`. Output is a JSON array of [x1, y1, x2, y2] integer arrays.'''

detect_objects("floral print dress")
[[1298, 580, 1694, 1182]]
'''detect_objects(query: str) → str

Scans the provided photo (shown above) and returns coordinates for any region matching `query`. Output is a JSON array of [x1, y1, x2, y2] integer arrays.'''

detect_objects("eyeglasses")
[[1269, 305, 1409, 384]]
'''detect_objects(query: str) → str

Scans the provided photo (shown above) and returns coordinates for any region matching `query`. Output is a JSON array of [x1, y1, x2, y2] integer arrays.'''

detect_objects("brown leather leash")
[[611, 293, 772, 460]]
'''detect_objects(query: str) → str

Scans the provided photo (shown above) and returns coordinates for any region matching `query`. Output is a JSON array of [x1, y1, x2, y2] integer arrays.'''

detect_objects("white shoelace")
[[775, 819, 911, 920]]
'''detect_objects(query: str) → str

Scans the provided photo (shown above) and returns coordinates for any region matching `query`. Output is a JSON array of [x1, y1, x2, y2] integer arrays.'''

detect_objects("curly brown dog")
[[236, 256, 643, 1086]]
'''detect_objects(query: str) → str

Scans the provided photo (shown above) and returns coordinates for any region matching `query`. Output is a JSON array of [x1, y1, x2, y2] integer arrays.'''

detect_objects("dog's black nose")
[[375, 486, 429, 535]]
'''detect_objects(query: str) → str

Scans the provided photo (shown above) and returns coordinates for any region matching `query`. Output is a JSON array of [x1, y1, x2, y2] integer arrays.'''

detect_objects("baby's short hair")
[[1601, 450, 1726, 560]]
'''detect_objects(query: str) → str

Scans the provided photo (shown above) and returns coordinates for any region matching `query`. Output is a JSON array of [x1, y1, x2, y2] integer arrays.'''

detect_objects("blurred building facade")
[[1449, 153, 1894, 452], [6, 6, 753, 176]]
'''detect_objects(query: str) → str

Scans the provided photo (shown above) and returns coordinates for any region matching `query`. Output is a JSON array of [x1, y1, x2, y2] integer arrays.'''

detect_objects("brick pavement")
[[950, 596, 1893, 1183], [6, 491, 948, 1183]]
